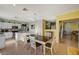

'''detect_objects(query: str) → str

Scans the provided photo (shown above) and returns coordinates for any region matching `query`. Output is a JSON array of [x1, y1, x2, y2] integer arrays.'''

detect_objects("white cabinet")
[[15, 32, 27, 42], [29, 36, 36, 49], [0, 22, 2, 28], [0, 22, 21, 29], [1, 23, 5, 29], [12, 24, 21, 29], [4, 32, 12, 39], [15, 32, 21, 41], [0, 22, 11, 29], [0, 34, 5, 49]]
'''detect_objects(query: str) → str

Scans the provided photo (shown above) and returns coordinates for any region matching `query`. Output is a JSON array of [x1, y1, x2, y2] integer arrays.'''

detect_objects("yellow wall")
[[71, 23, 78, 31], [65, 23, 78, 31], [56, 10, 79, 43], [57, 10, 79, 21]]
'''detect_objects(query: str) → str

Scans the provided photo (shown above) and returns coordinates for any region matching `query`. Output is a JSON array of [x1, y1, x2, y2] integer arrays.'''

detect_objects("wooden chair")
[[45, 37, 56, 54], [29, 36, 42, 54]]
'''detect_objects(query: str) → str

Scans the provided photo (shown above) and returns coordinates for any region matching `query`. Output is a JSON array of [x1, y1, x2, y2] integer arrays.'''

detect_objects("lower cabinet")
[[0, 34, 5, 49]]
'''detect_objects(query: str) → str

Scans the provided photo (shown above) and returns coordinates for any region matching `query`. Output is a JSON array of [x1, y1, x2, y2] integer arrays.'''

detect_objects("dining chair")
[[45, 37, 56, 55], [29, 35, 42, 54], [26, 35, 30, 43], [20, 33, 30, 45]]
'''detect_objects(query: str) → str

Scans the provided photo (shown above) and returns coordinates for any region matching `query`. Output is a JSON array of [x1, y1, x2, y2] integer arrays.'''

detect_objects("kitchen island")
[[0, 33, 5, 49]]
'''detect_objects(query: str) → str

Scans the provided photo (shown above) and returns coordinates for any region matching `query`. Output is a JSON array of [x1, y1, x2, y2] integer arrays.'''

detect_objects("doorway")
[[59, 19, 79, 48]]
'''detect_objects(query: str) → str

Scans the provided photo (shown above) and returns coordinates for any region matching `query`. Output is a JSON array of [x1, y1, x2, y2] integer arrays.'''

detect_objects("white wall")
[[28, 20, 42, 35], [35, 20, 42, 35]]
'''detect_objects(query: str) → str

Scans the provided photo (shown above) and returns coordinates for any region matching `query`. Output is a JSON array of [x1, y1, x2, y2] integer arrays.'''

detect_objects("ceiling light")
[[22, 8, 28, 11]]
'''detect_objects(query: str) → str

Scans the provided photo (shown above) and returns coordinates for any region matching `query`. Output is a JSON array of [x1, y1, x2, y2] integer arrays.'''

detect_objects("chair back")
[[29, 36, 36, 49], [51, 37, 56, 48]]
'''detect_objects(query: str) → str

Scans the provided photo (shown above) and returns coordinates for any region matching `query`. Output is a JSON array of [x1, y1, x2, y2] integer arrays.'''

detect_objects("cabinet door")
[[1, 23, 7, 29], [0, 22, 2, 28], [30, 36, 36, 49], [1, 23, 5, 29], [0, 37, 5, 49], [5, 23, 7, 29]]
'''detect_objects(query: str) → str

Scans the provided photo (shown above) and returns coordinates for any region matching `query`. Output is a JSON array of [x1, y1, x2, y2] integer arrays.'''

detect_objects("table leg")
[[43, 44, 45, 55]]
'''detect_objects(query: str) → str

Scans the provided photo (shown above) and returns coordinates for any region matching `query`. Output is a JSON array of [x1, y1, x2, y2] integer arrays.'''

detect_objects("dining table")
[[35, 36, 53, 55]]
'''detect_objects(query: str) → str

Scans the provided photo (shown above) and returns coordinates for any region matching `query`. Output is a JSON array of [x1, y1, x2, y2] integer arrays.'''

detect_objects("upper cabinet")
[[21, 24, 29, 32]]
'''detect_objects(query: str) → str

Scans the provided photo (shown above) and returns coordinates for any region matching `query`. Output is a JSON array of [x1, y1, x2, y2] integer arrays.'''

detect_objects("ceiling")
[[0, 4, 79, 22]]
